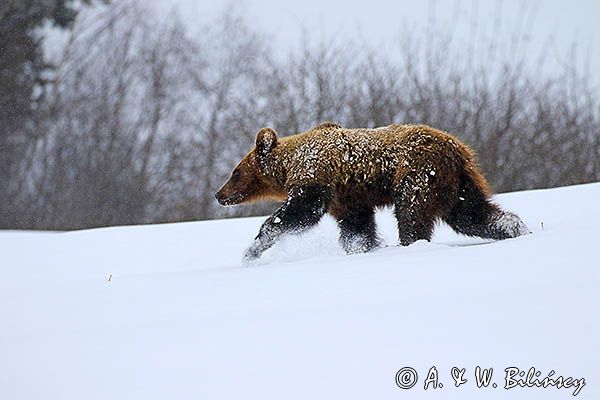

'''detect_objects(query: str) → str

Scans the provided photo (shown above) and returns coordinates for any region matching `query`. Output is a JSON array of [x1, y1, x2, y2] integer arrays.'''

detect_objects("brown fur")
[[219, 123, 490, 208], [216, 122, 529, 259]]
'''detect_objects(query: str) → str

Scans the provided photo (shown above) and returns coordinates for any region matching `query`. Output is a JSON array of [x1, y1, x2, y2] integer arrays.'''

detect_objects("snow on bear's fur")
[[216, 122, 530, 261]]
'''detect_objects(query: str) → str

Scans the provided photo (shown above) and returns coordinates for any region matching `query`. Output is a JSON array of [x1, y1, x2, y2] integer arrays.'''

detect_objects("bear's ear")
[[255, 127, 278, 156]]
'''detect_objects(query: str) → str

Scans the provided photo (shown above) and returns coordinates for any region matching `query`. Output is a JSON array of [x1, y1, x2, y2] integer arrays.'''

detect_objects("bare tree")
[[3, 0, 599, 230]]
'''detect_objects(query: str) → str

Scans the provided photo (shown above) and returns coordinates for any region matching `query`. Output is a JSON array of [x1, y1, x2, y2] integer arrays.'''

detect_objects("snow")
[[1, 182, 599, 399]]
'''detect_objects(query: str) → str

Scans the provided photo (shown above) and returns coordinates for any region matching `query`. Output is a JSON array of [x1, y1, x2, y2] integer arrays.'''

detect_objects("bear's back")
[[277, 123, 466, 188]]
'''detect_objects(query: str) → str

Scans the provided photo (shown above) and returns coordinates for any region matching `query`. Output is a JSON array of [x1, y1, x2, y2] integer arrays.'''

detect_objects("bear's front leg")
[[335, 205, 381, 254], [243, 185, 331, 262]]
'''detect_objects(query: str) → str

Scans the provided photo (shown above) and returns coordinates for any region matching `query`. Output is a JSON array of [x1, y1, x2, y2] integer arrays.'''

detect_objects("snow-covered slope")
[[1, 183, 599, 399]]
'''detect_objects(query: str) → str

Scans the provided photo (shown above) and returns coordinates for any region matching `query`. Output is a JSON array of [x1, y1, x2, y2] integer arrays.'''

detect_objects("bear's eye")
[[232, 170, 241, 180]]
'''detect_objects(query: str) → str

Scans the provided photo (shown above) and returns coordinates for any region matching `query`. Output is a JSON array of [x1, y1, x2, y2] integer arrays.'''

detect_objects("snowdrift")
[[1, 183, 598, 399]]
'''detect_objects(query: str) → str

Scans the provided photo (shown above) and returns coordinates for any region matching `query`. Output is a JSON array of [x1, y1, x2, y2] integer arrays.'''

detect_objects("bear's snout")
[[215, 187, 242, 206], [215, 189, 227, 206]]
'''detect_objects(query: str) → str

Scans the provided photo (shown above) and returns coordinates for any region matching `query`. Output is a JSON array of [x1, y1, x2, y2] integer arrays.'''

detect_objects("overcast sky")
[[141, 0, 600, 82], [154, 1, 596, 49]]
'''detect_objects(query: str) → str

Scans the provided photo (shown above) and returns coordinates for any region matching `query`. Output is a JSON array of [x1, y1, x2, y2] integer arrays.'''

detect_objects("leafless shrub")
[[2, 0, 599, 230]]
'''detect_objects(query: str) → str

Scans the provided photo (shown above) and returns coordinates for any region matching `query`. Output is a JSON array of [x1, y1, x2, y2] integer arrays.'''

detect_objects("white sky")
[[143, 0, 600, 81], [156, 2, 597, 47]]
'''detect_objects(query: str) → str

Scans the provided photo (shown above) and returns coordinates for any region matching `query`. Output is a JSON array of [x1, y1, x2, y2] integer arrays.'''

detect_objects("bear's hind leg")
[[444, 179, 530, 240], [335, 206, 380, 254], [393, 174, 441, 246]]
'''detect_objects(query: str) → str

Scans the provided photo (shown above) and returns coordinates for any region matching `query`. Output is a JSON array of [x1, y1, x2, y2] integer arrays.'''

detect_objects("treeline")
[[1, 1, 599, 230]]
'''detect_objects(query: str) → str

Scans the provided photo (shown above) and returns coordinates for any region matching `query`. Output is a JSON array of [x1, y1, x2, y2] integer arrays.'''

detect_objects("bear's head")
[[215, 127, 286, 206]]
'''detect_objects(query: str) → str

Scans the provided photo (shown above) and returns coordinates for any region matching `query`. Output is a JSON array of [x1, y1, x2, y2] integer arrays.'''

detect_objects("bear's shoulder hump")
[[314, 121, 342, 130]]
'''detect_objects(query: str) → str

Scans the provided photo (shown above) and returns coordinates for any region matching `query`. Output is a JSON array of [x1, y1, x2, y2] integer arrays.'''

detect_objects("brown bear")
[[216, 122, 530, 261]]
